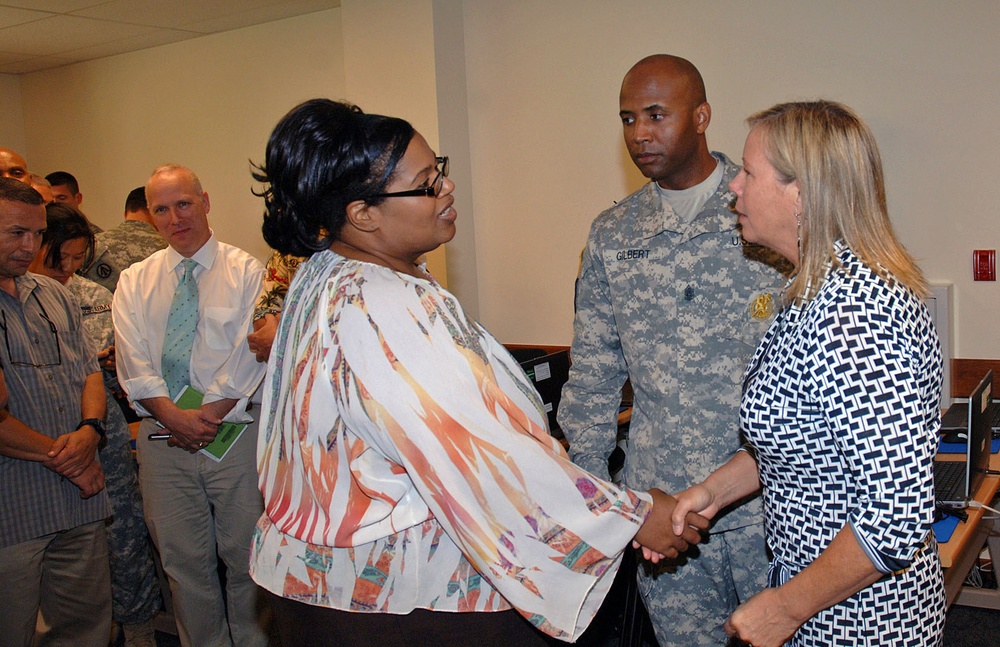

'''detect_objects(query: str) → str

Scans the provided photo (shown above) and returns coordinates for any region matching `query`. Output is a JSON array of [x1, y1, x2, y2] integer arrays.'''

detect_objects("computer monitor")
[[518, 349, 570, 435]]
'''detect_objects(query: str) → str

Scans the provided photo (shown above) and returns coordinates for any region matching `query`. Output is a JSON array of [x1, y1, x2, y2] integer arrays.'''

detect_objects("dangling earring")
[[795, 212, 803, 260]]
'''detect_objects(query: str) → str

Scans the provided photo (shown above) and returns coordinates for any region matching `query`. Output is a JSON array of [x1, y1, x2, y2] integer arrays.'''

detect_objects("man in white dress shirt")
[[113, 164, 267, 647]]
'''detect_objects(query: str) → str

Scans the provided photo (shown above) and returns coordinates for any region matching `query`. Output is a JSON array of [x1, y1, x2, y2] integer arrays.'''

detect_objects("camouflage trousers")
[[101, 392, 162, 624], [639, 522, 768, 647]]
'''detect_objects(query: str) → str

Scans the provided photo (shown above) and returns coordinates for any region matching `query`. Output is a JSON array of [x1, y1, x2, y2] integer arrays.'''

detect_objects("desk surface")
[[934, 440, 1000, 609], [937, 447, 1000, 567], [938, 474, 999, 568]]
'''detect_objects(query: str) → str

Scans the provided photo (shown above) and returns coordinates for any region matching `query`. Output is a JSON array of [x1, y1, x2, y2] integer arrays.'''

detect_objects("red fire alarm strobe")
[[973, 249, 996, 281]]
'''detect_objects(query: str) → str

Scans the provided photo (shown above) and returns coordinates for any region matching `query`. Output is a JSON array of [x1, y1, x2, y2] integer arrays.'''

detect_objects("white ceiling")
[[0, 0, 340, 74]]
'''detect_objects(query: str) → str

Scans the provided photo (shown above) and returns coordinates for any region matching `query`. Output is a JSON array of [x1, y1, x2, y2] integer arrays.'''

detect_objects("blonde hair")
[[748, 100, 927, 303]]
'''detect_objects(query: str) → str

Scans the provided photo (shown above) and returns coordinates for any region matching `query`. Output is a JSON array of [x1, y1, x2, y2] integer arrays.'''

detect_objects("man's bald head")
[[0, 148, 30, 185], [621, 54, 707, 109]]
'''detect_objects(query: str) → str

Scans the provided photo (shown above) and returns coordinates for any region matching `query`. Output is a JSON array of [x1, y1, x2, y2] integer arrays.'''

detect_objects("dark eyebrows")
[[5, 225, 41, 234], [620, 104, 667, 118], [405, 160, 436, 187]]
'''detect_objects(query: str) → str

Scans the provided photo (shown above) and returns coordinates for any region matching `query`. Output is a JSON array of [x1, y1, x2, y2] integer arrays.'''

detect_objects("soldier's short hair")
[[0, 177, 45, 205], [124, 186, 147, 213], [44, 170, 79, 195]]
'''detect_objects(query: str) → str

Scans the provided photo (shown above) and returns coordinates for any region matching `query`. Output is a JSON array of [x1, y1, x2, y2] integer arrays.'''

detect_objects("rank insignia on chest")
[[749, 293, 774, 321]]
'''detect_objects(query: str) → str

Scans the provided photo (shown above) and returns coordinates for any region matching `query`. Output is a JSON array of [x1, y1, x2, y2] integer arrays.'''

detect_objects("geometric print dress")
[[740, 244, 946, 646]]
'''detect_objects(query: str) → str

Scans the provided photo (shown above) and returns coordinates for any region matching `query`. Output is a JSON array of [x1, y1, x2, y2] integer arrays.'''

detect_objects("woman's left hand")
[[724, 587, 802, 647]]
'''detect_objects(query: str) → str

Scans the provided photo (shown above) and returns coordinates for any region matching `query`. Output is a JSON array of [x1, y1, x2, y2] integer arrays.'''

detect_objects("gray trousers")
[[136, 416, 267, 647], [0, 520, 112, 647]]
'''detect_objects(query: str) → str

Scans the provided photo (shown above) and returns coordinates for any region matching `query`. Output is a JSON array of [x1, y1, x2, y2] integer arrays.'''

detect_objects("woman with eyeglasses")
[[248, 99, 708, 646], [28, 202, 162, 645]]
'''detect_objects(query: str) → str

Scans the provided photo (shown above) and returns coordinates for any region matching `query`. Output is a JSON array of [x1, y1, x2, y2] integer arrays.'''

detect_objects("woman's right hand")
[[633, 488, 710, 562], [668, 451, 762, 539], [670, 483, 721, 536]]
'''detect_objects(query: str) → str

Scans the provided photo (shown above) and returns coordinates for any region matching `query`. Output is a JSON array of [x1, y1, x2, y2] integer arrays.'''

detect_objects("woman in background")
[[246, 251, 303, 363], [249, 98, 708, 646], [29, 203, 161, 647], [669, 101, 945, 646]]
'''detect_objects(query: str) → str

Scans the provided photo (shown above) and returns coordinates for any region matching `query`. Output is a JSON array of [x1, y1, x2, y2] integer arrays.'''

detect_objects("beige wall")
[[18, 9, 346, 261], [460, 1, 1000, 357], [0, 74, 25, 153], [5, 1, 1000, 358], [340, 0, 448, 284], [432, 0, 479, 315]]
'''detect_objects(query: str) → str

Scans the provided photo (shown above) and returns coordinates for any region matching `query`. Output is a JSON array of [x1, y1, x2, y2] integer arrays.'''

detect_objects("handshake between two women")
[[633, 488, 711, 563]]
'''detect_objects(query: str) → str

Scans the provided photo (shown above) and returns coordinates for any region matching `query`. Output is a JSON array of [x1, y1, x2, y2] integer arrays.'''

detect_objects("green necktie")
[[161, 258, 199, 399]]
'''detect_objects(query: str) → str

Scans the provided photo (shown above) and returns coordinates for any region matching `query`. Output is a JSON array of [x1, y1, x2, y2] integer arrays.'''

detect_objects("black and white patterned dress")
[[741, 244, 945, 646]]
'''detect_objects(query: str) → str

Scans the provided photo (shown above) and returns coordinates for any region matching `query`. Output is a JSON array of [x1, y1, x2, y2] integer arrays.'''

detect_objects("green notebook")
[[174, 386, 248, 462]]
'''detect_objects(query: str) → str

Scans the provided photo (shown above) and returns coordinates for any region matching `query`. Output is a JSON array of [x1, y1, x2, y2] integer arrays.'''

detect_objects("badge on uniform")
[[749, 292, 774, 320]]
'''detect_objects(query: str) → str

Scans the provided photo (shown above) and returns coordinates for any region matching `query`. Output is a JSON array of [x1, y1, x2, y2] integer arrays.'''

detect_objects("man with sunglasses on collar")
[[0, 177, 112, 645]]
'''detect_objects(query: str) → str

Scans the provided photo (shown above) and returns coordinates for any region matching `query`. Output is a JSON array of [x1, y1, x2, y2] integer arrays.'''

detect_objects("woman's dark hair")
[[253, 99, 415, 257], [42, 202, 94, 270]]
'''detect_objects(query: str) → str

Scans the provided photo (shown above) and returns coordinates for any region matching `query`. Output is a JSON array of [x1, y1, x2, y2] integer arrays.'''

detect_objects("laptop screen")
[[966, 370, 993, 499]]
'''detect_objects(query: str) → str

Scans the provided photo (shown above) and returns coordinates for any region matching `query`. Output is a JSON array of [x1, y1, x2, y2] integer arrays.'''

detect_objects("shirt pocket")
[[202, 307, 240, 352]]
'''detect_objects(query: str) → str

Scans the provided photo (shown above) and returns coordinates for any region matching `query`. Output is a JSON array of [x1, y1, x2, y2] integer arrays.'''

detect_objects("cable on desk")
[[936, 503, 968, 523], [967, 500, 1000, 519]]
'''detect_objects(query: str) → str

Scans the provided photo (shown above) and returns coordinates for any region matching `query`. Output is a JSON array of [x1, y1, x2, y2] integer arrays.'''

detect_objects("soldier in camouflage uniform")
[[31, 204, 161, 647], [558, 55, 789, 646], [81, 187, 167, 292]]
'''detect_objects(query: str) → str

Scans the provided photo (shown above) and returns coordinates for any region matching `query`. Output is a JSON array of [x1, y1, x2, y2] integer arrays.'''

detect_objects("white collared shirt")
[[113, 232, 265, 422]]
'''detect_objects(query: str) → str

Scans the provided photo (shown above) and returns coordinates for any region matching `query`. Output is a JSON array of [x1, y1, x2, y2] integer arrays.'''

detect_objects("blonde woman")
[[669, 101, 945, 646]]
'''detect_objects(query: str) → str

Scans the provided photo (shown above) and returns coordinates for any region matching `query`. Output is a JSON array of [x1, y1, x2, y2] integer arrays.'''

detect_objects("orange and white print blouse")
[[250, 250, 651, 641]]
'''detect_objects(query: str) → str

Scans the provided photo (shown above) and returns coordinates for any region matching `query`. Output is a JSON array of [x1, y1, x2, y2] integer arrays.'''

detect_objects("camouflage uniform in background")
[[81, 220, 167, 292], [253, 251, 304, 321], [66, 274, 162, 626], [559, 153, 789, 647]]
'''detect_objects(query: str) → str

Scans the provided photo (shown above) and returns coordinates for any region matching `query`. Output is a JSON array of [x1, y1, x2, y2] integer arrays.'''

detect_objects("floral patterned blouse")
[[250, 250, 651, 641], [253, 251, 304, 321]]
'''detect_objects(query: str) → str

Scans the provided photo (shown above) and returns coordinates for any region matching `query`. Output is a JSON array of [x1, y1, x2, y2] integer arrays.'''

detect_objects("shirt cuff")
[[738, 442, 759, 463], [848, 520, 911, 574]]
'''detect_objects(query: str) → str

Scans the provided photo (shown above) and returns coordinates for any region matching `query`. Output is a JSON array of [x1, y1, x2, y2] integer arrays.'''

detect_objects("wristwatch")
[[76, 418, 107, 439]]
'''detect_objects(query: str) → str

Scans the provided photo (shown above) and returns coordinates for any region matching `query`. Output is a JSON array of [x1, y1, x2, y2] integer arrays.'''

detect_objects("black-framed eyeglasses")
[[0, 292, 62, 368], [373, 156, 449, 198]]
